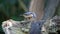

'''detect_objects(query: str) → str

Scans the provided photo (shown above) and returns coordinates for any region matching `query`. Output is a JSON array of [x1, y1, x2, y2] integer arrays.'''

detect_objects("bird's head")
[[23, 12, 36, 21]]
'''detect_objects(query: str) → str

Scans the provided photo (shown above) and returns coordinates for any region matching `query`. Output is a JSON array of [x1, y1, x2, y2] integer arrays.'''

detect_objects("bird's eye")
[[28, 17, 32, 19], [28, 17, 31, 19]]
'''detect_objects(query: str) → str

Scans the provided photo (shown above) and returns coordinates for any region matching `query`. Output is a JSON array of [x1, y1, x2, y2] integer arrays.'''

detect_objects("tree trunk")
[[42, 0, 60, 20], [29, 0, 45, 20]]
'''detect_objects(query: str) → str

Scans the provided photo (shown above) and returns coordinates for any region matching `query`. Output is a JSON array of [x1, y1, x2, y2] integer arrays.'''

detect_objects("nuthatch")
[[23, 12, 36, 21]]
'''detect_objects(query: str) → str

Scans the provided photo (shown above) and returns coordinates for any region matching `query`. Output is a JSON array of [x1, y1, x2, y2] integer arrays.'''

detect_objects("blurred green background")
[[0, 0, 30, 34]]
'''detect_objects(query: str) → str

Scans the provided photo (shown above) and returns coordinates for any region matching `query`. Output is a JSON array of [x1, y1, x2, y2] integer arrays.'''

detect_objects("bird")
[[23, 11, 37, 22]]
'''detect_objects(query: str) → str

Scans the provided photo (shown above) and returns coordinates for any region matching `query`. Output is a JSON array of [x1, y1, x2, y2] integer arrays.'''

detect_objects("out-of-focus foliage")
[[0, 0, 31, 33]]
